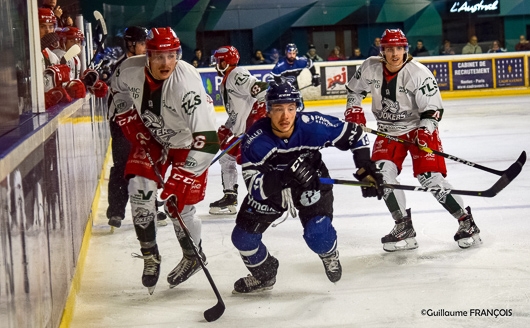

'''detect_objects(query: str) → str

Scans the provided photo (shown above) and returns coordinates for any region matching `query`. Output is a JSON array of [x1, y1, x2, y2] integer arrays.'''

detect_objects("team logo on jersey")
[[184, 157, 198, 168], [142, 110, 178, 143], [353, 68, 361, 80], [419, 77, 438, 97], [235, 72, 250, 86], [182, 91, 202, 115], [114, 100, 128, 111], [301, 114, 338, 127], [367, 79, 381, 88], [398, 86, 409, 94], [132, 208, 155, 228], [300, 190, 321, 206]]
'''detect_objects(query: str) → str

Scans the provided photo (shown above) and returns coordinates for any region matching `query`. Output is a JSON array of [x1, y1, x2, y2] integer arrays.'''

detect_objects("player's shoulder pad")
[[116, 55, 146, 76]]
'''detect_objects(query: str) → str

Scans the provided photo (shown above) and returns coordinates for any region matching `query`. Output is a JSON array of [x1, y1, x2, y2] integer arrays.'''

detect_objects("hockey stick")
[[88, 11, 108, 68], [143, 150, 225, 322], [362, 126, 527, 177], [210, 134, 245, 165], [60, 44, 81, 65], [299, 84, 313, 91], [320, 151, 525, 197]]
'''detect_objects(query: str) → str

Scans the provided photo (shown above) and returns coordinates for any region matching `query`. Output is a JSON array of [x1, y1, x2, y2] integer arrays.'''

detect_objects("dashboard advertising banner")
[[495, 57, 525, 88], [452, 59, 493, 90], [423, 62, 450, 91]]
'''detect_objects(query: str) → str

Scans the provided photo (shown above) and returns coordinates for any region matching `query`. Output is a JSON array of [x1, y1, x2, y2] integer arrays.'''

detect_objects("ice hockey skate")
[[319, 249, 342, 283], [108, 216, 123, 233], [209, 185, 238, 215], [381, 209, 418, 252], [132, 245, 162, 295], [454, 206, 482, 249], [167, 249, 207, 288], [156, 210, 168, 226], [232, 255, 279, 294]]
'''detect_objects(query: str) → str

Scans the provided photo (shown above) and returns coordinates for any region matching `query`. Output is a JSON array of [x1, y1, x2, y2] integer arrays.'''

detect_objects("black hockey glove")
[[283, 155, 318, 189], [353, 161, 384, 200], [311, 75, 321, 87]]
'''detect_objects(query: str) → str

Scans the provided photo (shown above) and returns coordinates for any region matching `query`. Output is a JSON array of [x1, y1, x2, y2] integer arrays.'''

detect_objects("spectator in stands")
[[60, 10, 74, 27], [439, 39, 455, 55], [305, 44, 324, 62], [487, 40, 506, 53], [41, 0, 64, 27], [411, 40, 430, 56], [462, 35, 482, 54], [367, 37, 381, 57], [515, 35, 530, 51], [266, 48, 280, 64], [251, 49, 267, 65], [349, 47, 365, 60], [327, 46, 346, 61], [191, 48, 208, 67]]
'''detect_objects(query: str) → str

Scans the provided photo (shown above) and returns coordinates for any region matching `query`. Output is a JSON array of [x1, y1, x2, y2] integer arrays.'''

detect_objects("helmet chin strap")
[[216, 63, 229, 76]]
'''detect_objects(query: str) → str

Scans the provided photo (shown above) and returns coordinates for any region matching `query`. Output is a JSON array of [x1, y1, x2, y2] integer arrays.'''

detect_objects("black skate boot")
[[167, 242, 207, 288], [233, 254, 279, 294], [319, 249, 342, 283], [209, 185, 238, 215], [132, 245, 162, 295], [381, 209, 418, 252], [454, 206, 482, 249], [108, 216, 123, 231]]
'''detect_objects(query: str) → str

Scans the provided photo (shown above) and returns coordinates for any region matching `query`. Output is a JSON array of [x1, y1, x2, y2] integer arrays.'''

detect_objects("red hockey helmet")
[[212, 46, 240, 66], [58, 27, 85, 46], [146, 27, 182, 59], [38, 8, 57, 25], [380, 29, 408, 50]]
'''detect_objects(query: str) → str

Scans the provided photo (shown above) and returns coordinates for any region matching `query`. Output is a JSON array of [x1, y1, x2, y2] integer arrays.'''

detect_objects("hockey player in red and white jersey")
[[112, 27, 219, 294], [344, 29, 481, 252], [208, 45, 268, 215], [39, 7, 60, 68], [54, 27, 84, 79]]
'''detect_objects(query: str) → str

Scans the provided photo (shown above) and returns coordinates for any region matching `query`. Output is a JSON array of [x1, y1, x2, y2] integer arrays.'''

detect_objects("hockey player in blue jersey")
[[230, 80, 384, 293], [271, 43, 321, 90]]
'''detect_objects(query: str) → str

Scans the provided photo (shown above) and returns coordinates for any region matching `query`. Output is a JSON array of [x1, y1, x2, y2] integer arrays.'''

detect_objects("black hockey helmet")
[[285, 43, 298, 55], [266, 79, 304, 112], [124, 26, 148, 43]]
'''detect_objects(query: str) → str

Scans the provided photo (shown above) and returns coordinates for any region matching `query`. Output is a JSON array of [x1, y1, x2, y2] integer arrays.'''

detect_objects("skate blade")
[[209, 205, 237, 215], [110, 226, 115, 233], [157, 220, 168, 226], [457, 233, 482, 249], [232, 286, 274, 294], [383, 238, 418, 252], [147, 286, 156, 295]]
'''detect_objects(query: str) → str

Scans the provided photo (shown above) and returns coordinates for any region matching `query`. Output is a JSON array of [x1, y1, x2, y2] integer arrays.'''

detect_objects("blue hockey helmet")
[[285, 43, 298, 55], [265, 80, 304, 112]]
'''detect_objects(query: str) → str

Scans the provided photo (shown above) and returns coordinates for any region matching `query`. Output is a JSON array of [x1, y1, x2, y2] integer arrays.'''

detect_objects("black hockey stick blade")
[[204, 298, 225, 322], [320, 151, 525, 197]]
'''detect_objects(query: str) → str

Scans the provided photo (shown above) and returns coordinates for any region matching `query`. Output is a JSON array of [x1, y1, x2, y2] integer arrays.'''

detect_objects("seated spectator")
[[462, 35, 482, 54], [349, 47, 365, 60], [251, 49, 266, 65], [265, 48, 280, 64], [439, 39, 455, 55], [367, 37, 381, 57], [41, 0, 64, 27], [327, 46, 346, 61], [60, 10, 74, 27], [515, 35, 530, 51], [191, 59, 199, 68], [487, 40, 506, 53], [304, 45, 323, 62], [411, 40, 429, 56], [191, 48, 208, 67]]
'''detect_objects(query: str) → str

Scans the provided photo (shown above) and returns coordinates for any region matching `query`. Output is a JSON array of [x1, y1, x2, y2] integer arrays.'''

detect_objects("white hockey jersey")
[[346, 57, 444, 136], [111, 56, 218, 176], [53, 48, 81, 80], [221, 66, 262, 135]]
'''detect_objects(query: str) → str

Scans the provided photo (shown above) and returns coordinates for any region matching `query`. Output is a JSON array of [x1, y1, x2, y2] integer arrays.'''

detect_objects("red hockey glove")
[[45, 86, 71, 109], [217, 125, 240, 157], [160, 168, 197, 216], [115, 108, 152, 148], [415, 127, 433, 148], [246, 100, 267, 131], [64, 79, 87, 99], [353, 161, 384, 200], [89, 80, 108, 98], [44, 64, 71, 87], [80, 68, 99, 88], [344, 106, 366, 126]]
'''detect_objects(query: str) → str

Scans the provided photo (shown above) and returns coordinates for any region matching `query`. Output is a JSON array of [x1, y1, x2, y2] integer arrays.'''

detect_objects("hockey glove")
[[415, 127, 434, 148], [354, 161, 384, 199], [311, 74, 321, 87], [44, 64, 71, 88], [45, 86, 72, 109], [283, 155, 319, 189], [115, 107, 152, 148], [344, 106, 366, 126], [89, 80, 108, 98], [80, 68, 99, 88], [64, 79, 87, 99], [160, 168, 197, 217], [217, 125, 240, 157], [246, 100, 267, 131]]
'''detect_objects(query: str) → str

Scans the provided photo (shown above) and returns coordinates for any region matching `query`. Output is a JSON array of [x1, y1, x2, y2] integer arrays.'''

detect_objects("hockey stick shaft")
[[143, 150, 225, 322], [362, 126, 522, 176], [210, 134, 245, 165]]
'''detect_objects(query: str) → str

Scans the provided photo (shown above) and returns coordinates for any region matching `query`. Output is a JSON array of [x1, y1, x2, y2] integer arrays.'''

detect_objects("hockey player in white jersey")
[[112, 27, 219, 293], [209, 45, 268, 215], [344, 29, 481, 251]]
